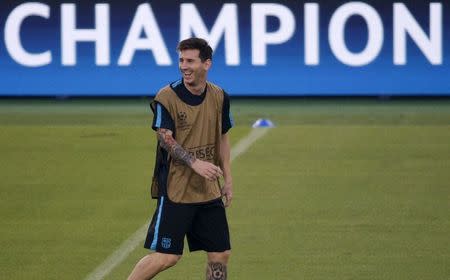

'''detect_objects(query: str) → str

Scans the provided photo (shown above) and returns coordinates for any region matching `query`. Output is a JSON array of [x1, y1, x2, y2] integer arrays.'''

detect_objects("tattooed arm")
[[157, 128, 195, 166], [157, 128, 223, 181]]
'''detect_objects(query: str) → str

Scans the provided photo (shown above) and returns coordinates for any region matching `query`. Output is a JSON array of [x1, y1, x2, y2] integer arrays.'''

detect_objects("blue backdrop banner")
[[0, 0, 449, 96]]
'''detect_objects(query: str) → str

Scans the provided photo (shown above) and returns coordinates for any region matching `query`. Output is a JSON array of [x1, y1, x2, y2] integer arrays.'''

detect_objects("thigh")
[[187, 199, 231, 252], [144, 197, 195, 255]]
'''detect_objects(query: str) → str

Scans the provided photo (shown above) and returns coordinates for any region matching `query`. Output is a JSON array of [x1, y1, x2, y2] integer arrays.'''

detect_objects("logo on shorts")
[[161, 237, 172, 249]]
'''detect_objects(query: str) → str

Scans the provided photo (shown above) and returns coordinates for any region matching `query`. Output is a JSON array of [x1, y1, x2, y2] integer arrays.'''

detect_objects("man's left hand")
[[221, 182, 233, 207]]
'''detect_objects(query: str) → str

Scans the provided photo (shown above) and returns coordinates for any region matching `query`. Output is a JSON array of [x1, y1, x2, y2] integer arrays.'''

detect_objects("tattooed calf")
[[206, 262, 227, 280]]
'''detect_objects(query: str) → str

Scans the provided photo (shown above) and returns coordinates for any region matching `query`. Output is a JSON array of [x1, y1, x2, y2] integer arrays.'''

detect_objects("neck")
[[184, 80, 206, 95]]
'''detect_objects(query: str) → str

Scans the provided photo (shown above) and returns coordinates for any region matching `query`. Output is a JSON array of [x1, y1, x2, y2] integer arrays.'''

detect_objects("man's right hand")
[[191, 159, 223, 181]]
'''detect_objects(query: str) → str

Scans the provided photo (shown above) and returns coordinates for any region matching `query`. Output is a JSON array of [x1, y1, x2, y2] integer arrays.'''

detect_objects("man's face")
[[179, 49, 211, 87]]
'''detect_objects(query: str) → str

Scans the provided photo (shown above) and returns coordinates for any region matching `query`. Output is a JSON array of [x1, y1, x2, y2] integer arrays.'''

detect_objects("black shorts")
[[144, 196, 231, 255]]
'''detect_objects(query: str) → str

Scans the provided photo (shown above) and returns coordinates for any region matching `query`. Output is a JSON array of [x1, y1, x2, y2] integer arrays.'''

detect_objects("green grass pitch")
[[0, 98, 449, 279]]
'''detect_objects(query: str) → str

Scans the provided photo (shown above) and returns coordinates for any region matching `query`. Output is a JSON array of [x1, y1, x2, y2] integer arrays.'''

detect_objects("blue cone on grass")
[[252, 118, 275, 128]]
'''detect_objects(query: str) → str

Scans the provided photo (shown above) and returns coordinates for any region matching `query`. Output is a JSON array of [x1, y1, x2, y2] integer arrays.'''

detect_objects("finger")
[[225, 196, 232, 207], [208, 171, 217, 181], [206, 172, 215, 181], [209, 166, 221, 176], [211, 168, 221, 180], [203, 171, 214, 181], [222, 192, 231, 206], [207, 169, 219, 180], [216, 166, 223, 176], [206, 167, 216, 176], [221, 194, 228, 206]]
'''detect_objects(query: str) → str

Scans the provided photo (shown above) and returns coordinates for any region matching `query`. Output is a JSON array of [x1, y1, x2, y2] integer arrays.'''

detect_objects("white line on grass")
[[230, 127, 270, 161], [84, 127, 271, 280]]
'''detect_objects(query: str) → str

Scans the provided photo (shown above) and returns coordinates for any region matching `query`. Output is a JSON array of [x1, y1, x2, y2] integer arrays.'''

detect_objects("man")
[[127, 38, 233, 280]]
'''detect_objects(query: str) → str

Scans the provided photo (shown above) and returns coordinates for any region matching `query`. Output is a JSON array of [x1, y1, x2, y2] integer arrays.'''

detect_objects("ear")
[[203, 59, 212, 71]]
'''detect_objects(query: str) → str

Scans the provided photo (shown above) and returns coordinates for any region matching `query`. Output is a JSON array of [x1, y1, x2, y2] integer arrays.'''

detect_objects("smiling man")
[[127, 38, 233, 280]]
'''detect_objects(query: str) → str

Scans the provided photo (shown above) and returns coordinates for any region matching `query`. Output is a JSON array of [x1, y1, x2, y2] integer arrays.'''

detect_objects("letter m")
[[180, 4, 239, 65]]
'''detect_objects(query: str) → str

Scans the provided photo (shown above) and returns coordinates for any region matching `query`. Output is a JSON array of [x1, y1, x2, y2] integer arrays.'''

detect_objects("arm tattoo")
[[206, 262, 227, 280], [157, 129, 195, 167]]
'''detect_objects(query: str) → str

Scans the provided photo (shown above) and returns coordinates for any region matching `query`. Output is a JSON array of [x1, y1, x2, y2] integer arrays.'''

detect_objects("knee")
[[208, 250, 231, 264], [157, 253, 181, 270], [220, 250, 231, 261]]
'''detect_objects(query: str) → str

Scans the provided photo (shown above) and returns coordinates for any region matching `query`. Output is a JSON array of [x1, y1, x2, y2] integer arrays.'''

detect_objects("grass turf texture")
[[0, 99, 449, 279]]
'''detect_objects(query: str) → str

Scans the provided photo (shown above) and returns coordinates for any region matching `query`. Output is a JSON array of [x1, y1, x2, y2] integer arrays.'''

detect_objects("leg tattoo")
[[206, 262, 227, 280]]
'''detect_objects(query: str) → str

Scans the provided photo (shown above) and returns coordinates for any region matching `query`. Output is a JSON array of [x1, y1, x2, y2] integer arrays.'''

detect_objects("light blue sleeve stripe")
[[150, 196, 164, 250], [229, 111, 234, 127], [155, 103, 162, 128], [171, 79, 182, 88]]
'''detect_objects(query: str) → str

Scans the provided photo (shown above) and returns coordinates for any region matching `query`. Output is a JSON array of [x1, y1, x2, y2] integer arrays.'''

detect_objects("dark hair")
[[177, 38, 213, 62]]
